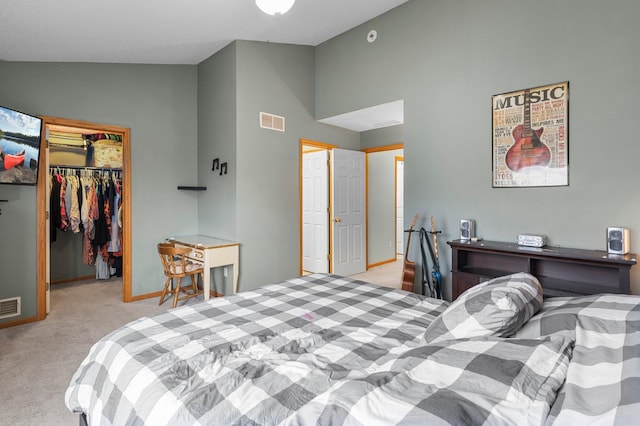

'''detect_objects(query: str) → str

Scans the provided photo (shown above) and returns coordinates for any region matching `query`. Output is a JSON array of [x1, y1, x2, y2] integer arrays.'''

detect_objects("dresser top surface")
[[448, 239, 637, 266]]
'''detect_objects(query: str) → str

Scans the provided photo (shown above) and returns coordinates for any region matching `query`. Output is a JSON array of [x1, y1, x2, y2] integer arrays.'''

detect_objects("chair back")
[[158, 244, 191, 277]]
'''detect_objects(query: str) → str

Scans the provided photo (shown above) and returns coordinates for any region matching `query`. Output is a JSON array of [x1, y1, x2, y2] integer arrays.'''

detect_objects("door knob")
[[334, 217, 341, 223]]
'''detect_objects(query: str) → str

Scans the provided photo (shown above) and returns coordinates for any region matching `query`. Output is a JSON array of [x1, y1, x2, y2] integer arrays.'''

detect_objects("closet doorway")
[[36, 116, 131, 319]]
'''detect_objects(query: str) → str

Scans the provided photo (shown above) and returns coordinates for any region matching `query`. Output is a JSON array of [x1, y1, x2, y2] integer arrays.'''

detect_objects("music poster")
[[492, 81, 569, 187]]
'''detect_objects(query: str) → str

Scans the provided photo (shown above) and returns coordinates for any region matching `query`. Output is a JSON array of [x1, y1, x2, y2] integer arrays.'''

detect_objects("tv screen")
[[0, 105, 43, 186]]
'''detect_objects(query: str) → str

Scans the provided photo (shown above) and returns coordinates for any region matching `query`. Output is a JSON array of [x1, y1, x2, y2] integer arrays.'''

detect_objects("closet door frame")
[[37, 116, 132, 319]]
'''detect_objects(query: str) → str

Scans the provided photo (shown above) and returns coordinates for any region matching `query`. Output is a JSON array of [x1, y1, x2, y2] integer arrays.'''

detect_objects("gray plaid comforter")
[[513, 293, 640, 425], [65, 274, 639, 425]]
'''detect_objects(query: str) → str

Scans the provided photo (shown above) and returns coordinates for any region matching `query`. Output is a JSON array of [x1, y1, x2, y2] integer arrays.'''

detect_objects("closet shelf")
[[177, 186, 207, 191]]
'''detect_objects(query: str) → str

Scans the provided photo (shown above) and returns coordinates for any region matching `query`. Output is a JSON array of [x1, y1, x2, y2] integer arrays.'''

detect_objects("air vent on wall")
[[260, 112, 285, 132], [0, 297, 21, 320]]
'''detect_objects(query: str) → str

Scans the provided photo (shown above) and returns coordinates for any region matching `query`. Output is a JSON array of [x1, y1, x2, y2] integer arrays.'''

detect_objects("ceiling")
[[318, 100, 404, 132], [0, 0, 409, 65], [0, 0, 408, 131]]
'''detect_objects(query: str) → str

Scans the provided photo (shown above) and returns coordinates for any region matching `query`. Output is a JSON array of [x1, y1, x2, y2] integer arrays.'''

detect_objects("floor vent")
[[0, 297, 21, 319], [260, 112, 285, 132]]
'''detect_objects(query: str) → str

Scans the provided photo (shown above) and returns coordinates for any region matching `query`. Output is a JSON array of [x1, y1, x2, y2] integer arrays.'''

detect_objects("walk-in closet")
[[37, 116, 132, 316]]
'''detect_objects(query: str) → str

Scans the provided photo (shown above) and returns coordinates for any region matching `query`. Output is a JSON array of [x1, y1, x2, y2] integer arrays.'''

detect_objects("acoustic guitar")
[[401, 214, 419, 292], [505, 89, 551, 172]]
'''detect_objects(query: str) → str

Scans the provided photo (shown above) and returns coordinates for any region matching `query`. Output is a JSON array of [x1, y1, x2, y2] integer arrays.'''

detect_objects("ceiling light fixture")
[[255, 0, 295, 16]]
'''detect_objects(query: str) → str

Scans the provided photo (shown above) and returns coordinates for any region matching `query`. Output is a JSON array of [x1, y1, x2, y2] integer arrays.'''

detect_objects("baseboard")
[[51, 275, 96, 285], [130, 290, 222, 303], [129, 290, 163, 302], [0, 314, 39, 329], [367, 257, 398, 269]]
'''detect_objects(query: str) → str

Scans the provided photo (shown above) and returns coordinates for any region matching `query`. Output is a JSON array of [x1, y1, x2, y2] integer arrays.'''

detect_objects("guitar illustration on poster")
[[505, 89, 551, 172]]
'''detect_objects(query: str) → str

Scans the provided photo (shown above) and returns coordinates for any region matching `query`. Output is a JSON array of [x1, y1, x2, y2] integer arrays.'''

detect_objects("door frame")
[[395, 155, 404, 256], [299, 141, 405, 275], [301, 148, 329, 273], [299, 139, 336, 275], [36, 116, 132, 320]]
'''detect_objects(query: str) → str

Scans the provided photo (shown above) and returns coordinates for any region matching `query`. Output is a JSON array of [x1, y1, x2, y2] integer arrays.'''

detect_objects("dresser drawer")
[[188, 248, 205, 262], [173, 243, 205, 263]]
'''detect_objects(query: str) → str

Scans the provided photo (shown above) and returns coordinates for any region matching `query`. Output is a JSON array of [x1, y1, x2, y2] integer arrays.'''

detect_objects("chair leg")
[[173, 276, 183, 308], [159, 277, 172, 305], [191, 273, 199, 293]]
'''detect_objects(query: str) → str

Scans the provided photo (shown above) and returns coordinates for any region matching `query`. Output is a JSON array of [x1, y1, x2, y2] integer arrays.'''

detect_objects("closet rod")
[[50, 165, 122, 172]]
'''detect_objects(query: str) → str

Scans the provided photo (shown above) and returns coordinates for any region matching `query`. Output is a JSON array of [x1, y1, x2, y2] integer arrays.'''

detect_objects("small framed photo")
[[492, 81, 569, 187]]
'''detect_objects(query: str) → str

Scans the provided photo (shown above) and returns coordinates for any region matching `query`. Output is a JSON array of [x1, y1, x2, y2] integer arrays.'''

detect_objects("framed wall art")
[[492, 81, 569, 187]]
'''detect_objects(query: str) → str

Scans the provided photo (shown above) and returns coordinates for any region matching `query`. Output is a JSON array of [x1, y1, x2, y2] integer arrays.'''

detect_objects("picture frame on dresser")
[[492, 81, 569, 188]]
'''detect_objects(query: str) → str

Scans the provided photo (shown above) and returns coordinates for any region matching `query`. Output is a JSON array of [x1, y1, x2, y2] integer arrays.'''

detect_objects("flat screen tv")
[[0, 105, 43, 186]]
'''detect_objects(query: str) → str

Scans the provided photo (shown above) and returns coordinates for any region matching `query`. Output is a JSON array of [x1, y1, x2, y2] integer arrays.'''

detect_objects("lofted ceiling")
[[0, 0, 410, 65], [0, 0, 409, 131]]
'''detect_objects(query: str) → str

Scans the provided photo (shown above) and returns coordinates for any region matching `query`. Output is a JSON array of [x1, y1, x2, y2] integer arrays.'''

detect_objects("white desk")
[[168, 235, 239, 299]]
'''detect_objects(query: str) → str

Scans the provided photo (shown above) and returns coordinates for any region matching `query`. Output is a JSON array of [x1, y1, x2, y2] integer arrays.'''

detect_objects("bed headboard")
[[448, 239, 637, 300]]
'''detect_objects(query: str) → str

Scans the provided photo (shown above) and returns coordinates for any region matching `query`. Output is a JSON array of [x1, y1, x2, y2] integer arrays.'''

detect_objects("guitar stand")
[[419, 227, 443, 300]]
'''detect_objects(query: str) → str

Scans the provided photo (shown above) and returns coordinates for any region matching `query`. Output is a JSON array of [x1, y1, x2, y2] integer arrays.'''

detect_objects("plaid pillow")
[[425, 272, 543, 343]]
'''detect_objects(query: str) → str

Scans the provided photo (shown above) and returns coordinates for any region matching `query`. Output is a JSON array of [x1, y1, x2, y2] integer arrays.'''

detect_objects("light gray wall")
[[0, 184, 38, 318], [0, 62, 198, 323], [360, 125, 403, 150], [50, 232, 94, 281], [232, 41, 360, 290], [316, 0, 640, 297], [196, 43, 238, 294]]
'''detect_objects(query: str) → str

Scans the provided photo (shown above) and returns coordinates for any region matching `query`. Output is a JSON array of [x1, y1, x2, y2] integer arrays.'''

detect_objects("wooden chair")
[[157, 243, 204, 308]]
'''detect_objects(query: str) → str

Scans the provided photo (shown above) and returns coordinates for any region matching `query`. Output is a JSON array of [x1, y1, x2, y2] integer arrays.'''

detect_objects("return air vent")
[[0, 297, 20, 319], [260, 112, 285, 132]]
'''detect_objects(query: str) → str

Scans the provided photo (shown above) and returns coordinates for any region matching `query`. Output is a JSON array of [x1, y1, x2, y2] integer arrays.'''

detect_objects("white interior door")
[[331, 148, 366, 276], [302, 149, 329, 273]]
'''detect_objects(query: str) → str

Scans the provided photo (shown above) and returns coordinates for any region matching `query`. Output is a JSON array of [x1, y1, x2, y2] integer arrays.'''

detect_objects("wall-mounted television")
[[0, 105, 43, 186]]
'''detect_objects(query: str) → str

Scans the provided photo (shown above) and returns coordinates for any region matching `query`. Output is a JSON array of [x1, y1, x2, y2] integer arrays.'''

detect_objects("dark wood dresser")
[[448, 239, 637, 300]]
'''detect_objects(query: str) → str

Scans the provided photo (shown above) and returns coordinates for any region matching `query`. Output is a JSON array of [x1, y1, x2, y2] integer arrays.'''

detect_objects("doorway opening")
[[36, 116, 132, 320], [300, 140, 402, 277], [299, 140, 367, 277], [361, 144, 404, 270]]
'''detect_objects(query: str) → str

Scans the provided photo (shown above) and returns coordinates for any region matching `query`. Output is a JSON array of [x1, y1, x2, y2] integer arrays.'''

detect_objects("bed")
[[65, 273, 640, 425]]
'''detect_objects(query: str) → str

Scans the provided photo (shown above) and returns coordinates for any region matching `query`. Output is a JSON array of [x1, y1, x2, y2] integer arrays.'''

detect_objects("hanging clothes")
[[48, 167, 123, 275], [92, 177, 110, 247], [58, 175, 71, 232], [50, 174, 61, 242], [68, 175, 81, 233], [108, 179, 122, 254]]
